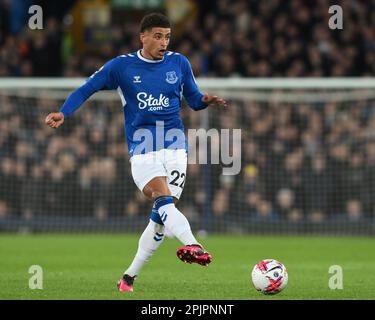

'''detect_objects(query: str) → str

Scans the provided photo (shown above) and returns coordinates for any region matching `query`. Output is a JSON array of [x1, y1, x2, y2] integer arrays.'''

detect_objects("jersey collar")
[[137, 50, 165, 63]]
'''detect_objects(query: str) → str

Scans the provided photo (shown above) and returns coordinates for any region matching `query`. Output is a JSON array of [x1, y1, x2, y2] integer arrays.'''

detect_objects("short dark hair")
[[140, 13, 170, 33]]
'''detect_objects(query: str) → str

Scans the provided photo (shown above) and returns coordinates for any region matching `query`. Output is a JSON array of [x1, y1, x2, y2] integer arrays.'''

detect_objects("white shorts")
[[130, 149, 187, 199]]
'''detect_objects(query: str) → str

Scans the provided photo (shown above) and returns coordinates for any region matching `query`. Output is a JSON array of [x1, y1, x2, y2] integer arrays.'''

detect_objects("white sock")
[[158, 203, 200, 246], [124, 220, 165, 277]]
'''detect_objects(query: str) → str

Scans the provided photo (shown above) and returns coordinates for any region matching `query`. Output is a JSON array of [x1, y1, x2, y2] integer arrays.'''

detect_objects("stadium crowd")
[[1, 0, 375, 226], [0, 0, 375, 77], [0, 93, 374, 224]]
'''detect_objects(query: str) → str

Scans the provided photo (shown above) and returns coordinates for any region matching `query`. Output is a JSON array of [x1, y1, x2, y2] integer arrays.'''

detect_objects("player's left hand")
[[202, 93, 228, 108]]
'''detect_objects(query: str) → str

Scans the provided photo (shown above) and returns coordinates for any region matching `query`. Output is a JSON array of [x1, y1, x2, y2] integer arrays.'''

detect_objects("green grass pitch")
[[0, 234, 374, 300]]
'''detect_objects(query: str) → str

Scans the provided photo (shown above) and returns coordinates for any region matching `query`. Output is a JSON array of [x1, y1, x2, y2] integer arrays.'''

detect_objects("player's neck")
[[140, 49, 161, 61]]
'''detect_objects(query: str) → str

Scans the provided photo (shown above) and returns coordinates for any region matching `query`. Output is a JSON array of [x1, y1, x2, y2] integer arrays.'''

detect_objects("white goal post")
[[1, 77, 375, 89]]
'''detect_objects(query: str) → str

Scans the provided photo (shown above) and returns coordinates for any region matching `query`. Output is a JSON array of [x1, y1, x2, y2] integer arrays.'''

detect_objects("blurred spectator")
[[276, 188, 302, 222], [302, 154, 332, 220], [280, 149, 305, 211], [212, 189, 229, 217], [0, 158, 23, 216], [0, 200, 8, 218], [254, 200, 278, 221], [28, 18, 63, 76], [328, 143, 349, 214], [20, 164, 44, 219], [345, 199, 363, 222]]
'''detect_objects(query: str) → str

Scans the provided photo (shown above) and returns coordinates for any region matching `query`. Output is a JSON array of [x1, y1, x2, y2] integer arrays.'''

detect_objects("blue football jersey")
[[60, 50, 207, 156]]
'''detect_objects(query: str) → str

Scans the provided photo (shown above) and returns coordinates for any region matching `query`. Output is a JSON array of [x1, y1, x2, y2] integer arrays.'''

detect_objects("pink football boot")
[[176, 244, 212, 266], [117, 274, 136, 292]]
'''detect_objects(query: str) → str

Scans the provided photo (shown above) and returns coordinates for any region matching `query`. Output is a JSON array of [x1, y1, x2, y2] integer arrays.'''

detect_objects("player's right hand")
[[45, 112, 65, 128]]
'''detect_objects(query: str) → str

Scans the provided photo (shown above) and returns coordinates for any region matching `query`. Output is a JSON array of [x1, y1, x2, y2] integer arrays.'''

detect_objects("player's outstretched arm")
[[44, 57, 119, 130], [45, 112, 65, 128], [202, 93, 228, 108]]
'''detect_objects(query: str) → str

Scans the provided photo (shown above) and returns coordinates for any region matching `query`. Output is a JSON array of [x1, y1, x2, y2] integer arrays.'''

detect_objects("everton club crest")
[[166, 71, 178, 84]]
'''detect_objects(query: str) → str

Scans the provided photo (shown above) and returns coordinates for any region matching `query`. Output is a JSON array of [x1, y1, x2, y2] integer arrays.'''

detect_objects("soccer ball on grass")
[[251, 259, 288, 295]]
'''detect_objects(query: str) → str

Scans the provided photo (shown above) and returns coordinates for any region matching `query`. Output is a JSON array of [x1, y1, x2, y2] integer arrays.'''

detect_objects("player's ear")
[[139, 31, 147, 44]]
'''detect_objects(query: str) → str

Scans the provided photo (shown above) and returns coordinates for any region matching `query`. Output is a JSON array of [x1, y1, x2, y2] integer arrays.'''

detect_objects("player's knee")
[[142, 178, 171, 200], [151, 190, 171, 200]]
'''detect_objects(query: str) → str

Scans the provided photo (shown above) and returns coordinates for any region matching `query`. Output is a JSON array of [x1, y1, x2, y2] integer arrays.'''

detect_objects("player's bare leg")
[[142, 176, 173, 199], [118, 177, 212, 292], [118, 177, 169, 291]]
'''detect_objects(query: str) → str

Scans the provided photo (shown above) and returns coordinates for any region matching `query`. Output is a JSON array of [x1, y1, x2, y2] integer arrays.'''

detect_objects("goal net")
[[0, 78, 375, 235]]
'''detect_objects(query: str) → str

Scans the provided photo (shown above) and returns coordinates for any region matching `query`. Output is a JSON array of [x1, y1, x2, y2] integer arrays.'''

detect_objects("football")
[[251, 259, 288, 295]]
